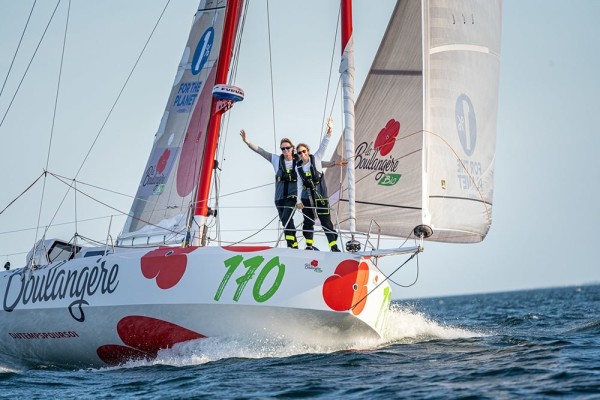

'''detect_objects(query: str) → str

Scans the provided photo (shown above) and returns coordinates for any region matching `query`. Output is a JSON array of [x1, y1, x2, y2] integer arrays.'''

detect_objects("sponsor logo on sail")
[[455, 94, 484, 191], [191, 27, 214, 75], [377, 173, 401, 186], [354, 119, 402, 183], [455, 93, 477, 156], [139, 147, 179, 197], [173, 81, 202, 113]]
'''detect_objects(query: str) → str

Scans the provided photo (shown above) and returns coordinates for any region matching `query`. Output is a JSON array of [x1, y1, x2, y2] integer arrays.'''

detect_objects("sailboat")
[[0, 0, 501, 368]]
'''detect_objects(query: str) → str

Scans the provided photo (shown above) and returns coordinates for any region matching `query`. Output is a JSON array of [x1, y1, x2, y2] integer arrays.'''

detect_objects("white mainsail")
[[326, 0, 502, 243], [119, 0, 227, 245]]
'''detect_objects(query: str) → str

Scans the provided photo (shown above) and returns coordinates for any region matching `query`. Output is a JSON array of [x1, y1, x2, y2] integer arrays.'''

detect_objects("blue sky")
[[0, 0, 598, 299]]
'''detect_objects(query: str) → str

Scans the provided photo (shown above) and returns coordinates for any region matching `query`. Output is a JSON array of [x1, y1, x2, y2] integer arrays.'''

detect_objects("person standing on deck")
[[240, 131, 299, 249], [295, 118, 345, 252]]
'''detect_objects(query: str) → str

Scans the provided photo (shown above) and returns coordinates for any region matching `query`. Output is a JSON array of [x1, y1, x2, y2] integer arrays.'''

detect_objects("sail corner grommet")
[[413, 225, 433, 239]]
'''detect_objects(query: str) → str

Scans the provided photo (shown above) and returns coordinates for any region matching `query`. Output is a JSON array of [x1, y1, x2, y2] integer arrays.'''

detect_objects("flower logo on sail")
[[156, 148, 171, 174], [305, 259, 322, 273], [141, 247, 196, 289], [374, 119, 400, 156], [96, 316, 206, 366], [322, 260, 369, 315]]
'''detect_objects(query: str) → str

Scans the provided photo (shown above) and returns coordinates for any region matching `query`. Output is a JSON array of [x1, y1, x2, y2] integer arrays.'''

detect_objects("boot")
[[331, 244, 340, 252]]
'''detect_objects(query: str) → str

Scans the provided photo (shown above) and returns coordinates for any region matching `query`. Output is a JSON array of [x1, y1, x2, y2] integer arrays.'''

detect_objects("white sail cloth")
[[326, 0, 501, 243]]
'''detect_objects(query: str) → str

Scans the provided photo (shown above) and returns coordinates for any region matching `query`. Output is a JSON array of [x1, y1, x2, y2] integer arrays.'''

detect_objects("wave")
[[563, 319, 600, 334], [99, 305, 485, 370], [382, 304, 485, 343]]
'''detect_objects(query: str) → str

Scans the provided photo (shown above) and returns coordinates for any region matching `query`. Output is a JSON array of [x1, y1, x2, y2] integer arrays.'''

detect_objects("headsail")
[[326, 0, 502, 243], [119, 0, 229, 245]]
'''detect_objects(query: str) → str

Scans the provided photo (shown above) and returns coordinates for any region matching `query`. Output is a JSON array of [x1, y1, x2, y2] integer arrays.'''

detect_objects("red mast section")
[[192, 0, 243, 244], [341, 0, 353, 51]]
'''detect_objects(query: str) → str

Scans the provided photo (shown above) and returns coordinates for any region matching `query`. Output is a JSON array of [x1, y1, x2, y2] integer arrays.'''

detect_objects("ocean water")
[[1, 284, 598, 399]]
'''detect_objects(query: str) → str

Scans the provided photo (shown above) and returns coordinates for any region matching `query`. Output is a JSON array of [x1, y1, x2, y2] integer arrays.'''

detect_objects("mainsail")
[[119, 0, 229, 245], [327, 0, 502, 243]]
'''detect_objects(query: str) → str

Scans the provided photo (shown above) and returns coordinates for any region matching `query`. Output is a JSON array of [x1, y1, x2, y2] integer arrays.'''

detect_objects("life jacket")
[[275, 154, 298, 199], [297, 154, 322, 191]]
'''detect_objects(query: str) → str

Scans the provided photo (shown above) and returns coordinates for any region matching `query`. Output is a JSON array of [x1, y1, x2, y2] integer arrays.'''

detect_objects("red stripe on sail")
[[176, 65, 218, 197]]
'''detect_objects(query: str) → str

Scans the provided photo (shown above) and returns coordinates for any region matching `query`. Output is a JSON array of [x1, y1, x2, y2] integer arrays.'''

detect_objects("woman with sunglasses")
[[240, 130, 300, 249], [295, 119, 345, 252]]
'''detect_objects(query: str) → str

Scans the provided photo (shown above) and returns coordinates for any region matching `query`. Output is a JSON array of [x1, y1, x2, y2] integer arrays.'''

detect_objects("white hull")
[[0, 246, 391, 368]]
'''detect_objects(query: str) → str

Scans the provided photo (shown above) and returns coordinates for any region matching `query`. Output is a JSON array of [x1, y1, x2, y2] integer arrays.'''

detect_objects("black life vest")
[[297, 154, 323, 191], [275, 154, 298, 198]]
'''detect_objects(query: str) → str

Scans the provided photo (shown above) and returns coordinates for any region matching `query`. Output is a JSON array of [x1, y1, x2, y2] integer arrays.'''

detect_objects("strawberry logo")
[[156, 148, 171, 174], [322, 260, 369, 315], [374, 119, 400, 156], [141, 247, 196, 289], [96, 316, 205, 365]]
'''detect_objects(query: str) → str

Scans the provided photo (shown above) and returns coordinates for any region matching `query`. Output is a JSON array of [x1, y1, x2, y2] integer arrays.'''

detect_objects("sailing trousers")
[[300, 197, 338, 249], [275, 197, 298, 248]]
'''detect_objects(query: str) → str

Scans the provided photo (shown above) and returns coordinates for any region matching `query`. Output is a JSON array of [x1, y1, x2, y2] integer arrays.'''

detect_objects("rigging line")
[[47, 171, 179, 216], [48, 172, 184, 236], [37, 1, 173, 237], [74, 0, 172, 178], [0, 214, 117, 237], [225, 214, 279, 247], [0, 171, 45, 216], [215, 0, 247, 169], [266, 0, 277, 152], [319, 4, 341, 143], [350, 249, 419, 311], [0, 0, 61, 129], [35, 169, 72, 248], [423, 129, 491, 224], [49, 171, 135, 199], [219, 181, 272, 197], [328, 75, 342, 121], [386, 253, 420, 288], [35, 0, 71, 252], [44, 0, 70, 173], [49, 170, 186, 216], [0, 0, 37, 98]]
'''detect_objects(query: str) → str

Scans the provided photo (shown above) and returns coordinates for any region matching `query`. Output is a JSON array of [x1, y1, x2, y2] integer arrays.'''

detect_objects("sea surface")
[[1, 284, 599, 399]]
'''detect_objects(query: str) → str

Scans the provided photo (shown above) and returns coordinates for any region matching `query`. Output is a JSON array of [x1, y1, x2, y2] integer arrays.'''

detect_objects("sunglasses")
[[298, 150, 308, 154], [280, 146, 292, 151]]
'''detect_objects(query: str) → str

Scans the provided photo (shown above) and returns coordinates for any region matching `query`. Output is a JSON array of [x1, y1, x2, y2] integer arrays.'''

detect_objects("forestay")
[[119, 0, 227, 245], [326, 0, 502, 243]]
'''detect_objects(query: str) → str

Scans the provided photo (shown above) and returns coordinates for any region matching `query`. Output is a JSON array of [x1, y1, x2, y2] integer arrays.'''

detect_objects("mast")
[[191, 0, 243, 246], [340, 0, 359, 251]]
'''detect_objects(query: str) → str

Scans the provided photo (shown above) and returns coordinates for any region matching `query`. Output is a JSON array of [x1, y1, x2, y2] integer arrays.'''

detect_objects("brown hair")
[[280, 138, 294, 148], [296, 143, 310, 153]]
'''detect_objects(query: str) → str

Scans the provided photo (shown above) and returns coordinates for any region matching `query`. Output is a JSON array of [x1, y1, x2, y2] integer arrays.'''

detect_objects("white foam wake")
[[122, 305, 484, 368], [383, 303, 485, 342]]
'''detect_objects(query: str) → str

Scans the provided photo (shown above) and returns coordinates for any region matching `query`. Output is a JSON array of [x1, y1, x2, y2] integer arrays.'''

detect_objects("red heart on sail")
[[156, 148, 171, 174], [141, 247, 196, 289], [322, 260, 369, 315], [96, 315, 206, 366], [374, 119, 400, 156]]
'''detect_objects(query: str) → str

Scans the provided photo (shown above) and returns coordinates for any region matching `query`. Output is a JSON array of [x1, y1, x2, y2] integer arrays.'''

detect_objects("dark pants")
[[300, 197, 337, 248], [275, 197, 298, 248]]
